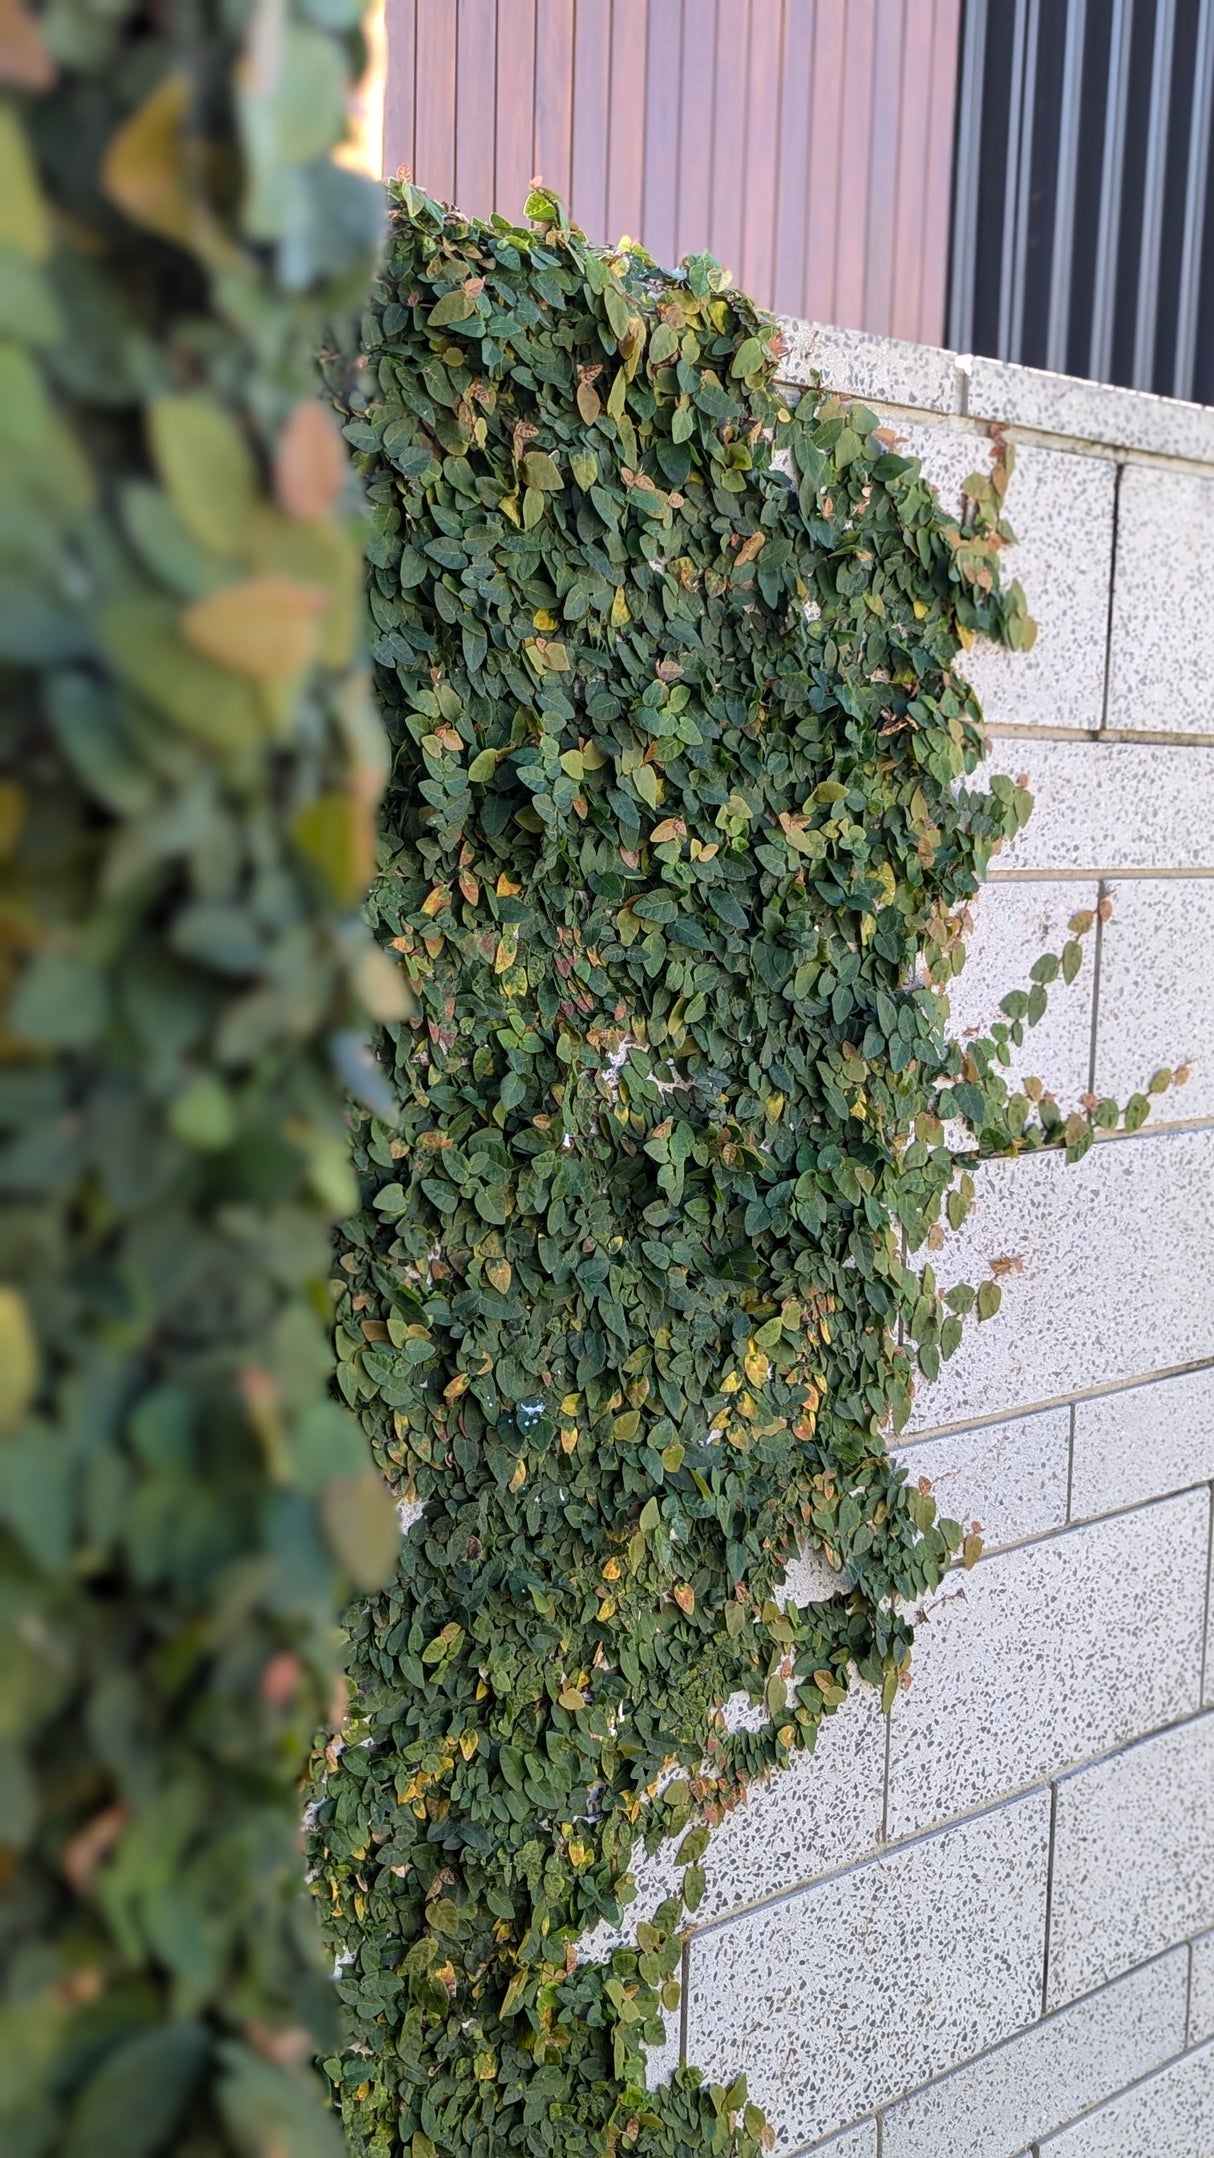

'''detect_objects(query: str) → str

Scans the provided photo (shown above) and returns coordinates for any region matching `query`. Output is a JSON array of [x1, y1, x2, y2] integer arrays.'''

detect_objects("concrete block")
[[947, 880, 1098, 1110], [1070, 1365, 1214, 1518], [893, 426, 1114, 736], [881, 1949, 1188, 2158], [802, 2124, 878, 2158], [965, 352, 1214, 464], [982, 738, 1214, 874], [887, 1494, 1208, 1836], [1039, 2040, 1214, 2156], [776, 319, 959, 415], [1094, 878, 1214, 1120], [1189, 1930, 1214, 2046], [579, 1685, 888, 1966], [895, 1407, 1071, 1555], [911, 1126, 1214, 1429], [1109, 466, 1214, 736], [684, 1791, 1050, 2151], [1048, 1714, 1214, 2006]]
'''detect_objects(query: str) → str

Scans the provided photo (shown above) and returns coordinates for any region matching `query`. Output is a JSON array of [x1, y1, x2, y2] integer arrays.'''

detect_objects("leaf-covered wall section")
[[312, 185, 1111, 2158]]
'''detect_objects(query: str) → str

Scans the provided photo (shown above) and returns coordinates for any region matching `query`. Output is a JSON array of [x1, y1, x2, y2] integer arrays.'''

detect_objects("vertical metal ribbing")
[[947, 0, 989, 351], [996, 0, 1029, 359], [1175, 0, 1214, 400], [1133, 0, 1178, 389], [1007, 0, 1041, 359], [1046, 0, 1088, 374], [1089, 0, 1134, 384]]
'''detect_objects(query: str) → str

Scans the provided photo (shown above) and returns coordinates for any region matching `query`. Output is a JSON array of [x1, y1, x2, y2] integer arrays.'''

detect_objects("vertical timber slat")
[[804, 0, 846, 322], [890, 0, 935, 343], [738, 0, 784, 303], [456, 0, 498, 216], [833, 0, 878, 333], [772, 0, 815, 319], [571, 0, 612, 240], [534, 0, 575, 202], [607, 0, 648, 243], [643, 0, 683, 268], [708, 0, 750, 286], [495, 0, 537, 217], [383, 0, 417, 177], [866, 0, 907, 336], [413, 0, 458, 202], [674, 0, 717, 262]]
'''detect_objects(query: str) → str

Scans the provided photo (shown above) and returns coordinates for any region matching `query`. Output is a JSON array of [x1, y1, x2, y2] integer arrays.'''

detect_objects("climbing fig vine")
[[0, 4, 398, 2153], [311, 185, 1152, 2158]]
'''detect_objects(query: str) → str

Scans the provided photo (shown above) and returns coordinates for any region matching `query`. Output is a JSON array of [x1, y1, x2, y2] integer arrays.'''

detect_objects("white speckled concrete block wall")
[[612, 328, 1214, 2156]]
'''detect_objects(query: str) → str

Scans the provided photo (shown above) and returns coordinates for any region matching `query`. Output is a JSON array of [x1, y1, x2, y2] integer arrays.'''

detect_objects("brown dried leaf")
[[62, 1804, 128, 1897], [274, 397, 347, 520]]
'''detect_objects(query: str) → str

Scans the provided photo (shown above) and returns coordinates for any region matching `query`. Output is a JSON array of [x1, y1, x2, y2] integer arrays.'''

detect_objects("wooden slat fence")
[[384, 0, 962, 344]]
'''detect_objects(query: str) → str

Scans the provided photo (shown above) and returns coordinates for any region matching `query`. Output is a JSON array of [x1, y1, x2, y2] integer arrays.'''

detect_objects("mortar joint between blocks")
[[1098, 460, 1123, 735]]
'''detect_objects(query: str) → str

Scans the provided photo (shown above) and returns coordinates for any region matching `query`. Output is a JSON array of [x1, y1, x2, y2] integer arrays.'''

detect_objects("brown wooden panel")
[[833, 0, 877, 331], [890, 0, 935, 340], [804, 0, 846, 320], [383, 0, 417, 178], [864, 0, 907, 336], [571, 0, 612, 239], [738, 0, 785, 302], [673, 0, 716, 262], [772, 0, 816, 317], [534, 0, 575, 201], [709, 0, 750, 286], [607, 0, 648, 241], [643, 0, 684, 268], [414, 0, 458, 202], [385, 0, 963, 340], [919, 0, 962, 346], [456, 0, 498, 215], [495, 0, 537, 221]]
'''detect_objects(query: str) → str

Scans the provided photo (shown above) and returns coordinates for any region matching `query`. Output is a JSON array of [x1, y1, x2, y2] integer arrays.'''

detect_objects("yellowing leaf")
[[508, 1456, 527, 1492], [354, 942, 416, 1023], [0, 103, 50, 261], [320, 1471, 401, 1589], [427, 287, 476, 327], [521, 449, 563, 491], [0, 1286, 37, 1427], [182, 574, 329, 680], [274, 397, 347, 520], [149, 393, 259, 557], [649, 818, 686, 844], [101, 71, 227, 260], [485, 1259, 512, 1293], [292, 790, 373, 907]]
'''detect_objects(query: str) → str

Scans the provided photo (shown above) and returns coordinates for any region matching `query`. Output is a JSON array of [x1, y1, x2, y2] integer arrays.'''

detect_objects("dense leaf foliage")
[[309, 186, 1132, 2157], [0, 5, 399, 2153]]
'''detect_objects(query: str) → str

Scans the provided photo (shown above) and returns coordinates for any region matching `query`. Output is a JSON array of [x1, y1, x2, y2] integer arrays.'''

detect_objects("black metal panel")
[[950, 0, 1214, 400]]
